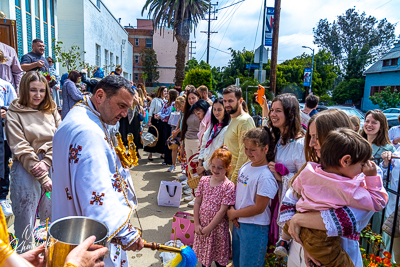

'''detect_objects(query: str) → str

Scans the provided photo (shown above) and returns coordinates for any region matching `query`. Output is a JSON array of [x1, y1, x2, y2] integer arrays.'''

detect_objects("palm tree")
[[142, 0, 209, 87]]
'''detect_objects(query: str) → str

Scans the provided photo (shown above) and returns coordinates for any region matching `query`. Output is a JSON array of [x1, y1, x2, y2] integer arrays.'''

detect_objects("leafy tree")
[[369, 87, 400, 110], [142, 0, 209, 87], [183, 69, 212, 91], [313, 8, 398, 72], [332, 78, 364, 104], [53, 40, 86, 72], [264, 50, 339, 97], [140, 48, 160, 85], [185, 58, 211, 73]]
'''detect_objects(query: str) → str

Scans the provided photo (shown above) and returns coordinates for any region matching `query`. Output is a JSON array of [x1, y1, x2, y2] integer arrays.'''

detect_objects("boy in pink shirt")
[[275, 128, 388, 267]]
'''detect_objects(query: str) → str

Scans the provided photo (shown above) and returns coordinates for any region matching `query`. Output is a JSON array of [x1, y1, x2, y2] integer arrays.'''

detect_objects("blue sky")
[[102, 0, 400, 68]]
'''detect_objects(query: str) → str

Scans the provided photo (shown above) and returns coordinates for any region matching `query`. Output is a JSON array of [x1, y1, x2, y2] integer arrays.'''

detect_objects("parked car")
[[387, 116, 400, 129], [325, 105, 365, 129], [298, 103, 328, 112], [383, 108, 400, 114]]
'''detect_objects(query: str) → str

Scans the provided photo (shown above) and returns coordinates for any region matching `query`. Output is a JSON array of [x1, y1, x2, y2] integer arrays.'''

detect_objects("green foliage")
[[52, 40, 86, 72], [265, 246, 287, 267], [332, 78, 364, 104], [140, 48, 160, 84], [369, 86, 400, 110], [313, 8, 398, 74], [185, 58, 210, 73], [264, 49, 339, 99], [183, 69, 212, 91]]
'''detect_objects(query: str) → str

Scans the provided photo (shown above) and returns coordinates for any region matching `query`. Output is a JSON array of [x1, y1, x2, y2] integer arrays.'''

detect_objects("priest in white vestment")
[[52, 75, 143, 267]]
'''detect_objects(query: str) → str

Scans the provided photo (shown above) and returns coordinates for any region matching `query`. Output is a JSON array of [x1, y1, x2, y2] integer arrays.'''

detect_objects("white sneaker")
[[188, 199, 195, 207], [167, 165, 176, 172], [0, 199, 13, 217], [178, 174, 187, 182], [184, 195, 194, 202], [180, 179, 188, 185], [183, 188, 192, 196]]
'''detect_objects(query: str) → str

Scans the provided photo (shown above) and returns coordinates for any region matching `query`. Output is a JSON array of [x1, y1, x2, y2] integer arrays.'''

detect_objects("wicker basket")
[[186, 153, 200, 189], [140, 125, 159, 147], [167, 136, 179, 150], [187, 172, 200, 189]]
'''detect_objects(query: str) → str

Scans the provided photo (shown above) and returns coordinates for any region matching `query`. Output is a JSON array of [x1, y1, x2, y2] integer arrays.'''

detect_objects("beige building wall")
[[153, 28, 189, 86]]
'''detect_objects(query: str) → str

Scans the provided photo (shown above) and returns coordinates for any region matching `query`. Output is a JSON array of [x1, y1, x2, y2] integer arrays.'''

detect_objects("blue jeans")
[[232, 223, 269, 267]]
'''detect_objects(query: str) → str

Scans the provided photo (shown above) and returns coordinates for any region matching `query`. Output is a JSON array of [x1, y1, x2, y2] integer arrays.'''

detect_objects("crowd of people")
[[0, 38, 400, 267]]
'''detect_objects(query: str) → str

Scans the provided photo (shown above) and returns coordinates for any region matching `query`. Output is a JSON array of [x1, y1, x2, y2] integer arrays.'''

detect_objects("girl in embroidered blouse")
[[197, 98, 231, 176], [275, 128, 388, 267], [283, 110, 386, 267], [154, 89, 178, 166]]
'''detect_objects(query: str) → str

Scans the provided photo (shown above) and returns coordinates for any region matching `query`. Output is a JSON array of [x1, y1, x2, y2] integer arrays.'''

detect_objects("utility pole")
[[189, 41, 196, 60], [269, 0, 281, 95], [201, 3, 218, 64], [259, 0, 267, 82]]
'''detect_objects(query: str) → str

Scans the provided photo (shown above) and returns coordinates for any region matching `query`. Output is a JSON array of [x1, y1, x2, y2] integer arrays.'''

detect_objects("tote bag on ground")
[[157, 181, 182, 207]]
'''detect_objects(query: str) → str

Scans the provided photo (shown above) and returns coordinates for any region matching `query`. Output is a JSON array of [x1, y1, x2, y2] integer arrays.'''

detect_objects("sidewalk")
[[127, 150, 197, 266]]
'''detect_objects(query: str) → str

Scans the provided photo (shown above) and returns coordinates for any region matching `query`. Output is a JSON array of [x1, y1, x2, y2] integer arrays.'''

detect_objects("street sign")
[[246, 64, 259, 69], [265, 7, 274, 46], [254, 45, 269, 63], [303, 68, 312, 87]]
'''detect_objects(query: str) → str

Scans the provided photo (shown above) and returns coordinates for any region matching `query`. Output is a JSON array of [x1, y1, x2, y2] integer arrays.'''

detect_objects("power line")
[[252, 0, 264, 52], [210, 46, 231, 54], [217, 0, 245, 11]]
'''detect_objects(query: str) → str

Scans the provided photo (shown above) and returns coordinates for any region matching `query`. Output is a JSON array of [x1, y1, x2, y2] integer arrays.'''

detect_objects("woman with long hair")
[[154, 89, 179, 166], [181, 87, 201, 160], [282, 110, 384, 267], [361, 109, 395, 163], [5, 71, 61, 253], [145, 86, 167, 160], [262, 93, 305, 260], [61, 70, 83, 119], [197, 97, 231, 176]]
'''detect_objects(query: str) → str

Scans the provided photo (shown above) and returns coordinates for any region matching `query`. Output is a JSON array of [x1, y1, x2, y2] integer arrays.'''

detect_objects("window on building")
[[383, 58, 399, 67], [50, 0, 54, 26], [135, 55, 139, 64], [135, 38, 139, 46], [110, 52, 114, 68], [35, 0, 40, 18], [146, 38, 152, 48], [95, 44, 101, 67], [97, 0, 101, 9], [25, 0, 31, 13], [105, 49, 109, 72], [370, 85, 400, 96], [135, 73, 139, 81], [116, 56, 119, 66], [15, 0, 21, 8], [43, 0, 47, 22]]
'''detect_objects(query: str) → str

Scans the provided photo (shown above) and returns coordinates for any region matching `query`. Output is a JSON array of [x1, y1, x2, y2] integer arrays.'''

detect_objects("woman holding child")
[[282, 110, 388, 267]]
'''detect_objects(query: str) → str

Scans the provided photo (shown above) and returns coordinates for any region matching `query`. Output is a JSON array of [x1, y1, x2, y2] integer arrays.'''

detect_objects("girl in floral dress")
[[193, 147, 236, 267]]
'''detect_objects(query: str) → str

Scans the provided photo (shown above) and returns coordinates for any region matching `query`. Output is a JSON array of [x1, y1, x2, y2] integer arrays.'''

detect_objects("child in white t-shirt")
[[227, 127, 279, 267]]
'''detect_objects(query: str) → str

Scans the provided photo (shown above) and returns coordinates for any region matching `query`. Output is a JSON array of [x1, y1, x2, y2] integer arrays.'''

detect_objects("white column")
[[21, 0, 28, 54], [31, 0, 36, 39], [39, 0, 44, 40]]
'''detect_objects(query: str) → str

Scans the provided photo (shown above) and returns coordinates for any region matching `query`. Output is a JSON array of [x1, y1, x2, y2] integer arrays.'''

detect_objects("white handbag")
[[157, 181, 182, 207]]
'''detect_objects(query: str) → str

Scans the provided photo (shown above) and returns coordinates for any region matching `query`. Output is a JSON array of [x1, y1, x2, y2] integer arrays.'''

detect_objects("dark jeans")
[[202, 263, 225, 267], [0, 141, 11, 199]]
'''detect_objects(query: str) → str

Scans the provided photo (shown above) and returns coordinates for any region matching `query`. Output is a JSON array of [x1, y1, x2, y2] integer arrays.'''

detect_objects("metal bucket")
[[46, 216, 108, 267]]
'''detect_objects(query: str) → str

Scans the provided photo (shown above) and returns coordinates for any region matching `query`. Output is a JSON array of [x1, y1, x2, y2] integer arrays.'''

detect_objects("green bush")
[[183, 69, 213, 91]]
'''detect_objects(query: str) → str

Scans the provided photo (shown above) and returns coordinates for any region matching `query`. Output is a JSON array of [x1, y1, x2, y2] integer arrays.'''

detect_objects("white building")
[[1, 0, 58, 60], [57, 0, 133, 80]]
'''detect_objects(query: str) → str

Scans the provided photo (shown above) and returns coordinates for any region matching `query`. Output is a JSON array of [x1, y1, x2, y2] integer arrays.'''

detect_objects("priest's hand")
[[124, 236, 144, 251], [20, 243, 46, 267], [31, 162, 50, 177], [64, 236, 108, 267]]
